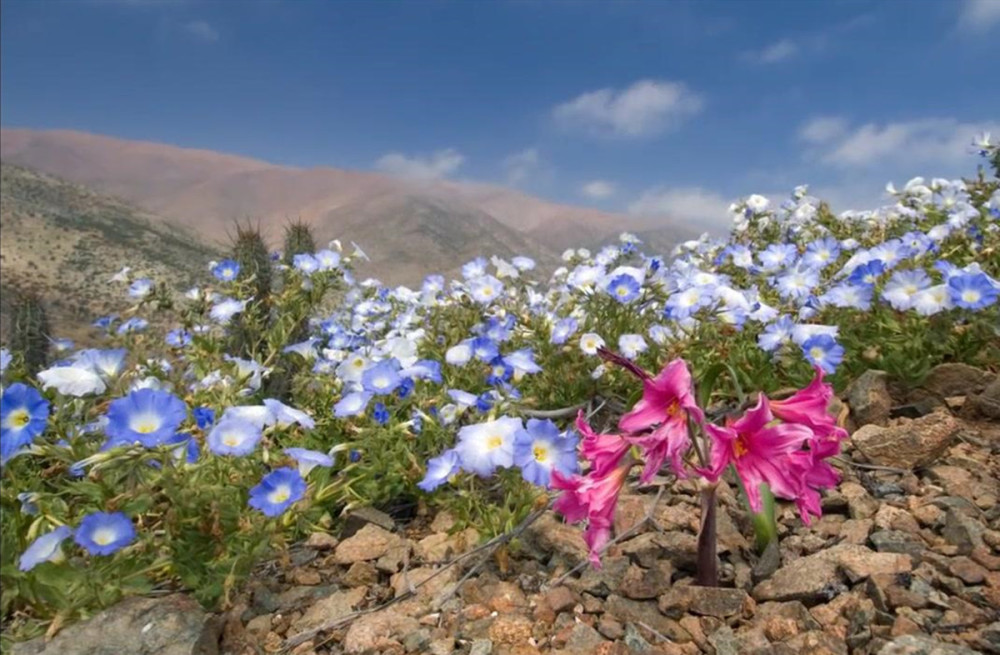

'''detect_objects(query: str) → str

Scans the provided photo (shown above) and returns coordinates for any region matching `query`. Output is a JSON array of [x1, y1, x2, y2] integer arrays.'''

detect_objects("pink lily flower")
[[551, 457, 633, 568], [768, 366, 848, 441], [575, 410, 630, 476], [701, 395, 814, 514], [617, 358, 705, 481]]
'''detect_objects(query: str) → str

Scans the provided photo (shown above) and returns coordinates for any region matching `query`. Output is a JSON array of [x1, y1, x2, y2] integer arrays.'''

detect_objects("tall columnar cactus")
[[282, 220, 316, 266], [229, 222, 273, 357], [10, 290, 51, 377]]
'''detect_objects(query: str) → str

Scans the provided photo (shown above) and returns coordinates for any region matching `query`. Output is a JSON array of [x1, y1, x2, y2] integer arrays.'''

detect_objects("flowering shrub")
[[1, 136, 998, 638]]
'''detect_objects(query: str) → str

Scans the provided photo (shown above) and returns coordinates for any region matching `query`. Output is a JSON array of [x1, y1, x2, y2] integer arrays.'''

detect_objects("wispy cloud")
[[375, 149, 465, 181], [502, 148, 540, 185], [628, 186, 731, 229], [957, 0, 1000, 32], [553, 79, 703, 138], [182, 20, 219, 43], [798, 116, 849, 144], [801, 117, 999, 168], [580, 180, 616, 200], [747, 39, 799, 64]]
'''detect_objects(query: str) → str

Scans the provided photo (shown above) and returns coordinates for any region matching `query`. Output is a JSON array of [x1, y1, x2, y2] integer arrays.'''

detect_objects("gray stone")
[[622, 622, 652, 652], [877, 634, 982, 654], [604, 594, 691, 643], [870, 530, 926, 559], [10, 594, 219, 655], [852, 412, 960, 469], [971, 378, 1000, 419], [942, 508, 984, 555], [469, 638, 493, 655], [707, 625, 739, 655], [657, 586, 753, 619], [752, 554, 844, 604], [288, 586, 367, 639], [565, 622, 607, 651], [922, 363, 994, 398], [340, 506, 396, 539], [334, 524, 402, 564], [848, 369, 892, 427]]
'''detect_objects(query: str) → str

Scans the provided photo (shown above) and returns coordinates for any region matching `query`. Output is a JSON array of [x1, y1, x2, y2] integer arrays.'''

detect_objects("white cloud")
[[183, 20, 218, 42], [808, 118, 1000, 168], [553, 79, 703, 138], [581, 180, 616, 200], [628, 186, 731, 228], [502, 148, 540, 185], [749, 39, 799, 64], [375, 149, 465, 181], [957, 0, 1000, 32], [798, 116, 849, 144]]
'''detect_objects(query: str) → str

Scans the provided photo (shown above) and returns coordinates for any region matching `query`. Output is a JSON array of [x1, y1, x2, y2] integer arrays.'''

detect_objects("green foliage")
[[282, 220, 317, 266], [229, 222, 274, 358], [9, 291, 51, 377]]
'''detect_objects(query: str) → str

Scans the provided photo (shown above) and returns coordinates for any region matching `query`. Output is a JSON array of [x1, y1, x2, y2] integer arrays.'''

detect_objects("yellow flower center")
[[962, 290, 980, 304], [810, 346, 825, 360], [269, 486, 291, 504], [616, 286, 628, 297], [9, 410, 30, 428], [487, 435, 503, 450], [533, 445, 549, 463], [92, 528, 115, 546], [223, 435, 240, 447], [733, 435, 749, 458]]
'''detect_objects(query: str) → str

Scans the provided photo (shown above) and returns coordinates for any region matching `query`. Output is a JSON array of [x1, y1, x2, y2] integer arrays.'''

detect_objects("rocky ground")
[[12, 364, 1000, 655]]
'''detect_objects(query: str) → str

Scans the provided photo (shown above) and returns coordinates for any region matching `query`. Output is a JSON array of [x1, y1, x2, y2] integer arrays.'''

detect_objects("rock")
[[706, 625, 739, 655], [848, 370, 892, 427], [752, 540, 782, 583], [565, 622, 608, 651], [604, 595, 691, 643], [877, 634, 982, 654], [524, 512, 588, 561], [570, 556, 630, 597], [485, 581, 528, 613], [469, 639, 493, 655], [342, 561, 379, 587], [10, 594, 219, 655], [597, 617, 624, 640], [544, 586, 577, 613], [753, 554, 843, 604], [828, 544, 912, 583], [488, 616, 533, 645], [622, 622, 652, 653], [334, 524, 401, 564], [427, 638, 455, 655], [621, 561, 673, 600], [290, 568, 322, 586], [340, 506, 396, 538], [922, 364, 994, 398], [970, 378, 1000, 419], [942, 509, 984, 555], [303, 532, 339, 550], [390, 566, 456, 600], [784, 630, 849, 655], [948, 556, 987, 584], [402, 629, 431, 653], [841, 482, 879, 520], [245, 613, 272, 640], [657, 586, 754, 619], [376, 542, 412, 573], [288, 586, 367, 639], [342, 610, 419, 654], [851, 412, 960, 469]]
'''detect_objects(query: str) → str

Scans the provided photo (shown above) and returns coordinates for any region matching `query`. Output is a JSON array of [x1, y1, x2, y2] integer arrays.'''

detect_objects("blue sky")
[[2, 0, 998, 229]]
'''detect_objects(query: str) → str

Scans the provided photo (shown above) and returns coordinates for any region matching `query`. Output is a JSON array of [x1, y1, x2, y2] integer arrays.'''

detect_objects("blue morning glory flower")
[[417, 449, 461, 492], [284, 447, 334, 477], [847, 259, 886, 287], [210, 297, 247, 324], [92, 315, 117, 330], [212, 259, 241, 282], [1, 383, 50, 464], [128, 278, 153, 298], [293, 253, 320, 274], [486, 358, 513, 386], [193, 407, 215, 429], [0, 348, 12, 375], [606, 274, 641, 303], [334, 391, 373, 417], [349, 449, 362, 463], [19, 525, 73, 571], [513, 419, 580, 487], [362, 359, 402, 395], [117, 317, 149, 334], [166, 329, 192, 348], [801, 334, 845, 374], [550, 318, 579, 345], [206, 417, 262, 456], [248, 468, 307, 517], [75, 512, 136, 556], [470, 337, 500, 362], [397, 377, 415, 399], [105, 389, 188, 449], [948, 272, 998, 310], [373, 402, 390, 425]]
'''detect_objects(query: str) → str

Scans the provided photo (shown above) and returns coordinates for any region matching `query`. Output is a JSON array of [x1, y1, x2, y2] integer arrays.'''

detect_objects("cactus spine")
[[10, 290, 51, 377]]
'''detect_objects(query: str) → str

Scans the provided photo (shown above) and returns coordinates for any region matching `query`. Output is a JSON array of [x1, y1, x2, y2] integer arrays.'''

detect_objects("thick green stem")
[[734, 472, 779, 553], [696, 481, 719, 587]]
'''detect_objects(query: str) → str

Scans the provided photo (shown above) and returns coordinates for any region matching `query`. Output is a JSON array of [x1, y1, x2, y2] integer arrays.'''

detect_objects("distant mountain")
[[0, 164, 219, 343], [0, 128, 697, 284]]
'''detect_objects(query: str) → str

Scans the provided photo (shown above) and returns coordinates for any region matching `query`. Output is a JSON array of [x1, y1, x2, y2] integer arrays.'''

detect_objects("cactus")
[[10, 290, 51, 377], [282, 220, 316, 265], [229, 222, 273, 357]]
